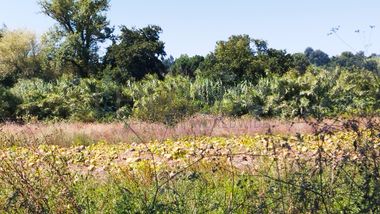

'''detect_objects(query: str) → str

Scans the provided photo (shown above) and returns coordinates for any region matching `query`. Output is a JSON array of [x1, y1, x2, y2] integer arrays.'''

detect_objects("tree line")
[[0, 0, 379, 124]]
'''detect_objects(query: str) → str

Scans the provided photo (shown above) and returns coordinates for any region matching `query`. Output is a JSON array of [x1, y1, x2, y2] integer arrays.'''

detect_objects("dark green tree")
[[292, 53, 310, 74], [332, 51, 359, 68], [263, 48, 294, 75], [199, 35, 260, 85], [331, 51, 379, 73], [304, 47, 330, 66], [162, 55, 175, 70], [104, 25, 166, 82], [39, 0, 113, 77], [170, 54, 204, 78], [199, 35, 295, 85]]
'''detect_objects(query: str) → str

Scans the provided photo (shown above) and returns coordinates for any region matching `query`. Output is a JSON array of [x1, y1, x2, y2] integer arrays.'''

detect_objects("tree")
[[199, 35, 295, 85], [170, 54, 204, 78], [104, 25, 166, 82], [162, 55, 175, 70], [263, 48, 294, 75], [331, 51, 379, 73], [39, 0, 113, 77], [364, 60, 379, 73], [214, 35, 254, 78], [304, 47, 314, 58], [304, 47, 330, 66], [199, 35, 260, 85], [0, 30, 40, 86], [292, 53, 310, 74]]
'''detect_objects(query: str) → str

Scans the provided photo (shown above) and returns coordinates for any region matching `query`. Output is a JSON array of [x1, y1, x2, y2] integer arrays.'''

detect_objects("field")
[[1, 117, 380, 213], [1, 0, 379, 213]]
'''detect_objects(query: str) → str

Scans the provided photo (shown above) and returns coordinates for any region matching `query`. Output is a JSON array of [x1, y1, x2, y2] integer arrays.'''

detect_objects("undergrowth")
[[0, 119, 379, 213]]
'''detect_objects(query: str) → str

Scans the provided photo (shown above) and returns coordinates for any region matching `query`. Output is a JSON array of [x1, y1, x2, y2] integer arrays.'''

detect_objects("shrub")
[[328, 69, 380, 116], [215, 81, 263, 116], [189, 76, 225, 111], [0, 86, 19, 121], [10, 78, 66, 121], [61, 77, 131, 122], [125, 75, 198, 125], [212, 67, 380, 118], [11, 76, 131, 122]]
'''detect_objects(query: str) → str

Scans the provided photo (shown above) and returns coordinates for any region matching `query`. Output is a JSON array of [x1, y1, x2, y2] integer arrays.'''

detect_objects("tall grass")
[[0, 118, 379, 213]]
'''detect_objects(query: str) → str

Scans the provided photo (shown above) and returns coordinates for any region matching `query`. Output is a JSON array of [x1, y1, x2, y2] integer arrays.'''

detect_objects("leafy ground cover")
[[0, 119, 380, 213]]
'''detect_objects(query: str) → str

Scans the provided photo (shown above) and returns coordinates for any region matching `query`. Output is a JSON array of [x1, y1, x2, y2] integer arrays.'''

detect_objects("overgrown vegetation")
[[0, 0, 379, 123], [0, 119, 380, 213], [1, 0, 380, 213], [4, 67, 379, 124]]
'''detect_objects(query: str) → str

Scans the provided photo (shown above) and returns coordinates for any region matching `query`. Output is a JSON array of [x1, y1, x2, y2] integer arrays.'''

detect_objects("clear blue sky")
[[0, 0, 379, 57]]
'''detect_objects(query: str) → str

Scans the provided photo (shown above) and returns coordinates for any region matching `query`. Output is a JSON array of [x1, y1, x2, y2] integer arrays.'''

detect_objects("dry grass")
[[0, 115, 377, 146], [1, 116, 380, 212]]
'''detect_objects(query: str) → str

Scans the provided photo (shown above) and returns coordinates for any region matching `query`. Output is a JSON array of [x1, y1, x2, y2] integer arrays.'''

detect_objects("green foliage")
[[261, 69, 334, 118], [331, 51, 379, 73], [216, 81, 262, 116], [125, 75, 198, 125], [304, 47, 331, 66], [0, 86, 19, 121], [200, 35, 261, 85], [0, 30, 41, 86], [10, 78, 65, 121], [328, 69, 380, 115], [104, 25, 166, 82], [214, 68, 380, 118], [10, 76, 131, 122], [39, 0, 113, 77], [3, 64, 380, 123], [0, 20, 378, 123], [261, 48, 295, 75], [199, 35, 297, 86], [292, 53, 310, 74], [190, 76, 225, 110], [170, 54, 204, 78]]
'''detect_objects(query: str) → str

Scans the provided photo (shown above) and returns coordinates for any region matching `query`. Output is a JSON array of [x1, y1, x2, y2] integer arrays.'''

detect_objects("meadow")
[[1, 117, 379, 213]]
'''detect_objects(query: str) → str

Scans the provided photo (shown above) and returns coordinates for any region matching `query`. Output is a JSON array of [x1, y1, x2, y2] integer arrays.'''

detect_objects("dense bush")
[[0, 26, 379, 123], [125, 75, 198, 125], [0, 0, 379, 123], [189, 76, 225, 111], [11, 76, 131, 122], [215, 81, 262, 116], [331, 51, 379, 73], [0, 86, 19, 120], [10, 78, 63, 121], [328, 69, 380, 115], [170, 54, 204, 78], [213, 67, 380, 118], [5, 65, 379, 123]]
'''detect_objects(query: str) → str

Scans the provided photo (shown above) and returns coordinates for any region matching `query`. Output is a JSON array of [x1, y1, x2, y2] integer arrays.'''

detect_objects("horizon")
[[0, 0, 379, 58]]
